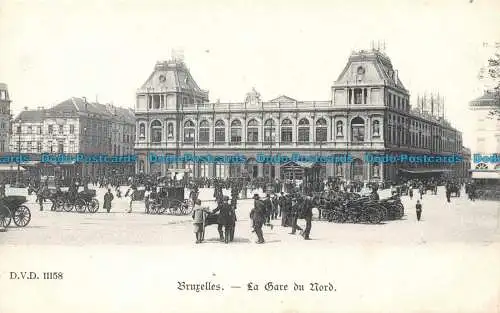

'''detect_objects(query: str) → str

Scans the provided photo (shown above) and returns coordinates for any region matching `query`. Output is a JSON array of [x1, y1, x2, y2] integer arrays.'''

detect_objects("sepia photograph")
[[0, 0, 499, 312]]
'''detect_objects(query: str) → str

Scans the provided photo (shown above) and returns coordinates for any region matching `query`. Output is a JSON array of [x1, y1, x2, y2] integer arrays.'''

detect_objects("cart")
[[0, 195, 31, 227], [147, 186, 192, 215]]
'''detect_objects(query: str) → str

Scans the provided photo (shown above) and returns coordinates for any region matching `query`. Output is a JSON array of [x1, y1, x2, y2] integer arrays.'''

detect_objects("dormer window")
[[356, 66, 365, 82]]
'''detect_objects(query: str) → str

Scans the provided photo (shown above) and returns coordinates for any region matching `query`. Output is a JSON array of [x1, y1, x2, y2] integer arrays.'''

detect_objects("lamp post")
[[16, 119, 22, 186]]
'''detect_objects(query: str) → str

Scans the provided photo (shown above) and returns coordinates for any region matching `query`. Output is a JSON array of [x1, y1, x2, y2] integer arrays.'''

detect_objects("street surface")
[[1, 186, 499, 245], [1, 186, 499, 313]]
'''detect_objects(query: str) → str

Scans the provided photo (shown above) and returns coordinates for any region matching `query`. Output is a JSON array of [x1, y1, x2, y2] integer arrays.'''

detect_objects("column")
[[258, 163, 263, 177]]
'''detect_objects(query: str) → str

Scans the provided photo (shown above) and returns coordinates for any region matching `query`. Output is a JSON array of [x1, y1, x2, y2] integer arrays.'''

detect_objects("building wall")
[[0, 83, 11, 153]]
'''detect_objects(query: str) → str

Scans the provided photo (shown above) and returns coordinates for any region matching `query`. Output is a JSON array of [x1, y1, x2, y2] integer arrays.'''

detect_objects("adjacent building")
[[134, 49, 467, 182], [11, 97, 135, 180], [0, 83, 11, 153], [469, 90, 500, 180]]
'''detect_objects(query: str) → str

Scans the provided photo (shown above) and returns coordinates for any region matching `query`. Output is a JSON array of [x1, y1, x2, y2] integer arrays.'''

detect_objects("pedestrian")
[[192, 199, 209, 244], [250, 194, 266, 244], [409, 188, 413, 200], [103, 188, 114, 213], [289, 196, 304, 235], [416, 200, 422, 221], [419, 186, 423, 200], [301, 196, 313, 240], [446, 189, 451, 203]]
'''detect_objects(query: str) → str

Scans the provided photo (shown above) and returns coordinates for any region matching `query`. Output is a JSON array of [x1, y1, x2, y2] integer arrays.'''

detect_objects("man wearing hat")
[[212, 196, 234, 243], [250, 194, 266, 243]]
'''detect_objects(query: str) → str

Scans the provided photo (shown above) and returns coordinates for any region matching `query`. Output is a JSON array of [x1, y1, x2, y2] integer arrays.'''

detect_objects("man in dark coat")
[[212, 196, 234, 243], [289, 196, 304, 235], [301, 196, 313, 240], [250, 194, 266, 244], [103, 189, 114, 213]]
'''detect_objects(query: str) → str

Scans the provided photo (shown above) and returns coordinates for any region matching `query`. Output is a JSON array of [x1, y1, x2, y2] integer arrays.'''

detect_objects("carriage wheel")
[[368, 209, 382, 224], [55, 199, 65, 212], [13, 205, 31, 227], [75, 199, 87, 213], [88, 199, 99, 213], [171, 200, 183, 215], [183, 201, 193, 215], [63, 200, 74, 212], [0, 207, 12, 227]]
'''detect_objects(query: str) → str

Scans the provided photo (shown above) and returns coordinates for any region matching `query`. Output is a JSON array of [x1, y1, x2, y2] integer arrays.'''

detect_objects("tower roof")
[[334, 49, 407, 91], [137, 59, 209, 99]]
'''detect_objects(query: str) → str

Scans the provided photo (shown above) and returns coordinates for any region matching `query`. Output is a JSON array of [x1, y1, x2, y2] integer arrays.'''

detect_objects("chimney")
[[24, 106, 28, 111]]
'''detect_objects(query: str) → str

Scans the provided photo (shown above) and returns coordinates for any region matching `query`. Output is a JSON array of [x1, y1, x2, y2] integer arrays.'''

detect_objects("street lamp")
[[16, 119, 22, 186]]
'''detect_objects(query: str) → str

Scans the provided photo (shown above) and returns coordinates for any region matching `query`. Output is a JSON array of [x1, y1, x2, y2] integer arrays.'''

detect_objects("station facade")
[[134, 49, 467, 182]]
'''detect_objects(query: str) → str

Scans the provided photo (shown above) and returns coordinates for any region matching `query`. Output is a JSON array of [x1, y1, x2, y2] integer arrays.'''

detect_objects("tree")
[[478, 42, 500, 118]]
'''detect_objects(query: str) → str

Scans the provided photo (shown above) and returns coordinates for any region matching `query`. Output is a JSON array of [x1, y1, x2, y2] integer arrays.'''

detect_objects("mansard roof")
[[334, 49, 407, 91], [137, 59, 209, 99]]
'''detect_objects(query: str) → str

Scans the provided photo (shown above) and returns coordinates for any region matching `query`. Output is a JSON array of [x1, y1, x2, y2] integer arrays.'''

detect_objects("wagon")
[[0, 195, 31, 227], [147, 186, 193, 215], [62, 190, 100, 213]]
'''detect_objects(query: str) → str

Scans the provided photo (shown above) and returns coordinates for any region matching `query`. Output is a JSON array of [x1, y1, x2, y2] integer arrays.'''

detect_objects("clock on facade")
[[357, 66, 365, 75], [159, 75, 166, 83]]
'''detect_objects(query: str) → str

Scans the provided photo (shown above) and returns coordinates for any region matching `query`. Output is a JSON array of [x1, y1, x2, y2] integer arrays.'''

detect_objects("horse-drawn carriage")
[[146, 186, 193, 215], [0, 195, 31, 227], [423, 182, 438, 195], [446, 183, 461, 197], [50, 189, 100, 213]]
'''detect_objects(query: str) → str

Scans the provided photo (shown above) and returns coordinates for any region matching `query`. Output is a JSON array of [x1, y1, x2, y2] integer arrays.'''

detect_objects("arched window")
[[298, 118, 310, 142], [247, 119, 259, 143], [316, 118, 327, 142], [139, 123, 146, 139], [372, 120, 380, 137], [151, 120, 162, 143], [167, 122, 174, 138], [281, 119, 293, 143], [475, 163, 488, 170], [184, 120, 195, 143], [336, 121, 344, 137], [214, 120, 225, 143], [231, 120, 242, 143], [351, 117, 365, 142], [264, 119, 276, 143], [199, 120, 210, 143]]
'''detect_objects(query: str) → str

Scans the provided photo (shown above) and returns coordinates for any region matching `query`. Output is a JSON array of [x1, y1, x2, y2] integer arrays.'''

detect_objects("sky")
[[0, 0, 499, 147]]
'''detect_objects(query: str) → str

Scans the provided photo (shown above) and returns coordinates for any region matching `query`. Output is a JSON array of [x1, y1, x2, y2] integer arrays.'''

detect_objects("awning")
[[398, 168, 453, 174], [0, 164, 25, 172], [471, 171, 500, 180]]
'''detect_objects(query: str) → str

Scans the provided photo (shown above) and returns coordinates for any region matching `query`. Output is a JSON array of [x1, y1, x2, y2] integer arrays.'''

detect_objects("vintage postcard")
[[0, 0, 499, 312]]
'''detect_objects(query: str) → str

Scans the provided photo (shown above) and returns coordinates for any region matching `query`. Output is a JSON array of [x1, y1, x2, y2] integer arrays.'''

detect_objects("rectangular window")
[[28, 126, 32, 133], [264, 128, 275, 143], [70, 125, 75, 134], [354, 89, 363, 104], [59, 125, 63, 134], [17, 126, 21, 133], [48, 125, 53, 134], [298, 128, 309, 142], [352, 126, 365, 142], [184, 129, 195, 143], [215, 129, 225, 143], [199, 129, 209, 143], [38, 126, 42, 135], [230, 129, 242, 143], [37, 142, 41, 152], [247, 128, 258, 142], [281, 128, 293, 143], [316, 128, 327, 142]]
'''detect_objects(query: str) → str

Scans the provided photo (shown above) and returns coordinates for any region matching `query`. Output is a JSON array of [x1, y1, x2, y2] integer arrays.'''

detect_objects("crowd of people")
[[0, 173, 484, 236]]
